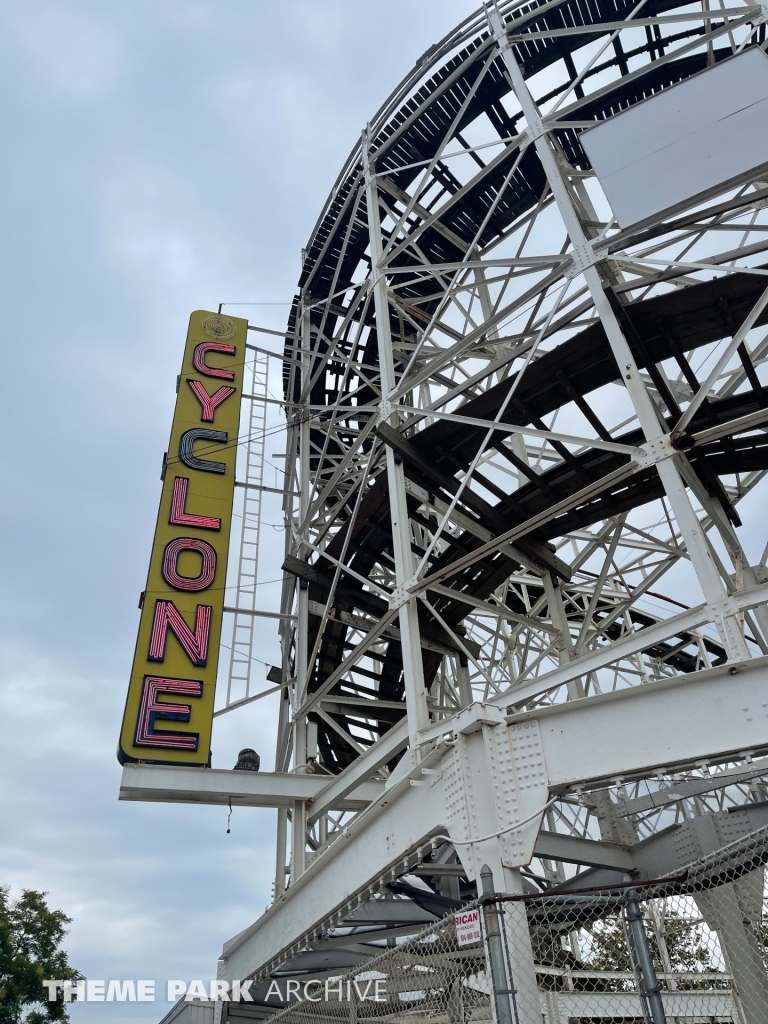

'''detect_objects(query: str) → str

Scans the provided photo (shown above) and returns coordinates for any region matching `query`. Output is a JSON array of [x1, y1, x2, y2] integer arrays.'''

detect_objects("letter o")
[[162, 538, 217, 591]]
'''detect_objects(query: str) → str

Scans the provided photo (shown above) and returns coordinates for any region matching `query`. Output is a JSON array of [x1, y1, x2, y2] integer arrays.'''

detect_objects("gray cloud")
[[0, 1, 474, 1019]]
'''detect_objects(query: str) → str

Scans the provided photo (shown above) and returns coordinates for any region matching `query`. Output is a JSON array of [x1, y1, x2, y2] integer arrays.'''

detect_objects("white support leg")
[[502, 868, 544, 1024], [291, 799, 306, 882], [482, 853, 542, 1024], [294, 579, 308, 766], [296, 302, 312, 724], [456, 653, 473, 708], [291, 300, 312, 878], [275, 805, 288, 899], [363, 129, 430, 747], [695, 874, 768, 1024], [542, 573, 584, 699]]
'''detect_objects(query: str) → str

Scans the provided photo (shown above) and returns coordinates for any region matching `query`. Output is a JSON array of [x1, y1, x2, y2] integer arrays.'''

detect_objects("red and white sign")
[[454, 908, 482, 947]]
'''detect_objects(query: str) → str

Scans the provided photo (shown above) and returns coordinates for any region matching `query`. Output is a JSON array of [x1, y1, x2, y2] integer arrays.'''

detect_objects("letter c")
[[304, 981, 322, 1002], [179, 429, 228, 474], [193, 342, 236, 380]]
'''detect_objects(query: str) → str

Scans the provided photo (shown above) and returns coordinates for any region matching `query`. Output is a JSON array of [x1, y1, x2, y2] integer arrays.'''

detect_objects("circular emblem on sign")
[[201, 314, 237, 339]]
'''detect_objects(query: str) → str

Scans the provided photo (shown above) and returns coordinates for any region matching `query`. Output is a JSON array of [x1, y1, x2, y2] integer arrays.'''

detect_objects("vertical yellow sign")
[[119, 311, 246, 766]]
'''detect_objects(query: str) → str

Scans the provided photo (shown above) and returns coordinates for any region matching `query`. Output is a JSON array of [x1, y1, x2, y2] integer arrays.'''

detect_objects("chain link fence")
[[257, 903, 491, 1024], [497, 823, 768, 1024], [499, 881, 760, 1023], [248, 829, 768, 1024]]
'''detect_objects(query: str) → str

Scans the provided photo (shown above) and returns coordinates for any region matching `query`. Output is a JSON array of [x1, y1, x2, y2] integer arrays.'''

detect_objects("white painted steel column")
[[491, 861, 543, 1024], [363, 128, 430, 746], [291, 298, 312, 881], [274, 680, 292, 894], [274, 805, 288, 899], [487, 4, 749, 661], [456, 653, 473, 707], [474, 258, 530, 468], [542, 573, 584, 699], [291, 799, 306, 881], [696, 875, 768, 1024], [295, 579, 308, 755], [295, 300, 312, 735]]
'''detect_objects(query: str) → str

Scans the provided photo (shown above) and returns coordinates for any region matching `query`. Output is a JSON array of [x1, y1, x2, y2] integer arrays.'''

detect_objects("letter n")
[[148, 600, 212, 666]]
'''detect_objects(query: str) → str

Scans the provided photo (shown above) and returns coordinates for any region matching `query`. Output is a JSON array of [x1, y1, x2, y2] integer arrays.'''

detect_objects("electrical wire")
[[430, 796, 558, 846], [141, 575, 289, 599], [164, 400, 359, 472], [164, 418, 289, 470], [218, 639, 278, 670]]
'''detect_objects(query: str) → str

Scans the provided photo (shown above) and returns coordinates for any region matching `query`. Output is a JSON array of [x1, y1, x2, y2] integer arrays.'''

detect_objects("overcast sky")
[[0, 3, 475, 1021]]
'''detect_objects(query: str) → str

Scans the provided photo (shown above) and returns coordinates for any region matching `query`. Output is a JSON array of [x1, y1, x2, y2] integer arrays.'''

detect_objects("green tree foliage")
[[582, 907, 724, 991], [0, 887, 82, 1024]]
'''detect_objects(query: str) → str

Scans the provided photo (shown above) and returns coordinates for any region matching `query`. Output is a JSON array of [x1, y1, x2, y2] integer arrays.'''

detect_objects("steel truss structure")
[[137, 2, 768, 1022]]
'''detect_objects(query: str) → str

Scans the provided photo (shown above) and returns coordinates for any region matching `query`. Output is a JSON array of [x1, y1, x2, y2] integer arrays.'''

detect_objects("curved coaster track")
[[274, 0, 768, 776], [151, 1, 768, 1019]]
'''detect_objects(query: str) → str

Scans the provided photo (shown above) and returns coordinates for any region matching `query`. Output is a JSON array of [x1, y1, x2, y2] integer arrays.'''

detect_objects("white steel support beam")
[[505, 653, 768, 788], [363, 128, 430, 747], [216, 655, 768, 983], [274, 805, 287, 899], [565, 803, 768, 890], [487, 2, 750, 661], [410, 580, 768, 715], [222, 773, 438, 982], [291, 798, 306, 881], [293, 301, 312, 760], [289, 300, 313, 884], [118, 765, 385, 809], [307, 717, 409, 825], [534, 830, 636, 871]]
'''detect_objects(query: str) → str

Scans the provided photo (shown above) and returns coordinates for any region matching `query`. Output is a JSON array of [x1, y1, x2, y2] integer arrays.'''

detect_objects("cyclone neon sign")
[[118, 311, 245, 765]]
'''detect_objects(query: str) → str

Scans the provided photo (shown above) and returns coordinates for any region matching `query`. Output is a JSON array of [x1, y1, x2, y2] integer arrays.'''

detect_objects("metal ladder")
[[225, 348, 269, 707]]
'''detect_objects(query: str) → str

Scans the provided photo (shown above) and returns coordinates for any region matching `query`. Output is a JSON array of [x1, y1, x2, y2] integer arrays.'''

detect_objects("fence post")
[[349, 981, 356, 1024], [624, 891, 667, 1024], [480, 865, 516, 1024]]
